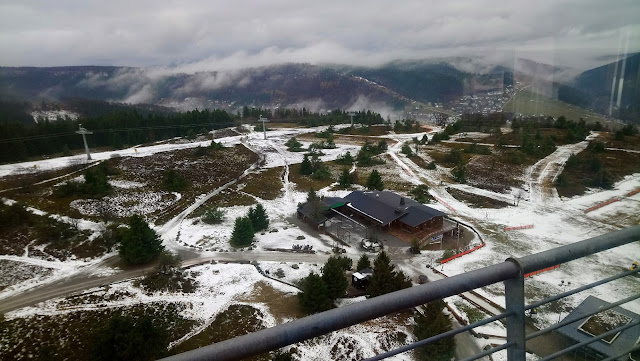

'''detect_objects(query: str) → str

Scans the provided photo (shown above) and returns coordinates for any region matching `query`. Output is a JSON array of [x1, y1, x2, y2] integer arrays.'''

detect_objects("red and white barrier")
[[524, 264, 560, 278], [434, 195, 457, 213], [626, 188, 640, 197], [440, 242, 486, 264], [584, 198, 619, 213]]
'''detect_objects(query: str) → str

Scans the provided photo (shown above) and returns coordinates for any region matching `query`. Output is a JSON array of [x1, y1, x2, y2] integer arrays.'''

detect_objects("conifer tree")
[[230, 216, 254, 247], [298, 272, 332, 314], [414, 300, 456, 361], [336, 151, 354, 165], [300, 154, 313, 175], [306, 188, 324, 220], [356, 254, 371, 271], [119, 215, 164, 265], [321, 256, 349, 300], [366, 170, 384, 191], [91, 315, 168, 361], [368, 251, 411, 297], [248, 203, 269, 232], [338, 169, 354, 188]]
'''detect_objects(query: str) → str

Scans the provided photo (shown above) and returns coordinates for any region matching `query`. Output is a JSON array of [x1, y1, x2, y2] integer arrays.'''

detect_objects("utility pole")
[[259, 115, 269, 140], [75, 124, 93, 160]]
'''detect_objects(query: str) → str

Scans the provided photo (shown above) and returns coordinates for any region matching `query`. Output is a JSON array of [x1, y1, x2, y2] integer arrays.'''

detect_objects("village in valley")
[[0, 112, 639, 361]]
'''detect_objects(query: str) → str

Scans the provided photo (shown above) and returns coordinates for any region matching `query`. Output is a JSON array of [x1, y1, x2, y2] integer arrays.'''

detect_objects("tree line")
[[0, 102, 385, 163]]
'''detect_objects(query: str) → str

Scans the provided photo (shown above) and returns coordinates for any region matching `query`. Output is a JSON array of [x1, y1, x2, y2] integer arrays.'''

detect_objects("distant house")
[[351, 267, 373, 289], [557, 296, 640, 361]]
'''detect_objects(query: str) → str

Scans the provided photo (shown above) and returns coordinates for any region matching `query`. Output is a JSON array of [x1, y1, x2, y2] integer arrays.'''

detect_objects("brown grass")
[[238, 281, 305, 322], [296, 133, 380, 146], [447, 187, 511, 208], [465, 153, 524, 192], [190, 190, 257, 216], [557, 149, 640, 197], [3, 145, 258, 223], [266, 122, 301, 128], [600, 133, 640, 151], [288, 163, 337, 192], [241, 167, 284, 200], [0, 302, 196, 361], [168, 304, 269, 361]]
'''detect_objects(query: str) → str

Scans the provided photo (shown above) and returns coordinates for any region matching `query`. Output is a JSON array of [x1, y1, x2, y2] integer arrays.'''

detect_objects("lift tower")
[[75, 124, 93, 160], [258, 116, 269, 140], [348, 111, 356, 127]]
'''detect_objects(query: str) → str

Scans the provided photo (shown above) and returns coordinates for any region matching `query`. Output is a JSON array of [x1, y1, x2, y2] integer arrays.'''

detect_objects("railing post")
[[504, 258, 526, 360]]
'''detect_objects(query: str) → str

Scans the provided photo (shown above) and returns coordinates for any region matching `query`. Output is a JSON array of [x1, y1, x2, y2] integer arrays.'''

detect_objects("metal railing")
[[161, 225, 640, 361]]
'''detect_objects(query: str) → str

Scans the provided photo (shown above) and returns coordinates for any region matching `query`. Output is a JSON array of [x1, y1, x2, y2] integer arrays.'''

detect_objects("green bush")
[[161, 169, 187, 192], [445, 149, 463, 165], [91, 315, 168, 361], [202, 207, 224, 224], [285, 137, 304, 152], [54, 166, 112, 198], [210, 141, 225, 150], [119, 215, 164, 265]]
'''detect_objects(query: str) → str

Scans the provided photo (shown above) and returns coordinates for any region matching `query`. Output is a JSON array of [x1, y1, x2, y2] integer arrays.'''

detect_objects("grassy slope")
[[504, 90, 610, 123]]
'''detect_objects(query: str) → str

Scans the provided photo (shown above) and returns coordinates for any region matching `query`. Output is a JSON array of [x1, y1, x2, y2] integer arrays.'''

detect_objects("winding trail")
[[524, 136, 595, 205]]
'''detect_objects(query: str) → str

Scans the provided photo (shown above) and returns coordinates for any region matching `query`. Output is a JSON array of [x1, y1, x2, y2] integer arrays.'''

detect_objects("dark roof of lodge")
[[557, 295, 640, 359], [344, 191, 445, 227], [400, 205, 445, 227]]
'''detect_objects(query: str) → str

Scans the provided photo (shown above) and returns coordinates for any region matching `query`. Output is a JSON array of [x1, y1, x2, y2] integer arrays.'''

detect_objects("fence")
[[160, 225, 640, 361]]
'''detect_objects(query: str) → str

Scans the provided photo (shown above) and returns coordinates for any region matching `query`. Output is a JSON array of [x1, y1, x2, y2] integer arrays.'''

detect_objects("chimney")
[[400, 197, 405, 205]]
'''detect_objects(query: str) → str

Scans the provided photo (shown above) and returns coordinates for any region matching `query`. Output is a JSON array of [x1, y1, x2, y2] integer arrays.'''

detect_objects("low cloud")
[[1, 1, 638, 71], [346, 95, 402, 121]]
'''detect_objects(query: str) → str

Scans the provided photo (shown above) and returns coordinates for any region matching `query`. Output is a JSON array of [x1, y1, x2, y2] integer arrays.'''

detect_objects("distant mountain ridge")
[[571, 53, 640, 121], [1, 56, 636, 122], [0, 61, 510, 113]]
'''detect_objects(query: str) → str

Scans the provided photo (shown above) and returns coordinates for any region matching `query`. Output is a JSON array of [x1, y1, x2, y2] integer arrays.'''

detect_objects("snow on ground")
[[0, 260, 54, 292], [243, 127, 361, 170], [258, 261, 322, 285], [385, 131, 640, 330], [71, 191, 181, 218], [177, 189, 335, 254], [108, 179, 146, 189], [31, 110, 80, 122], [1, 124, 639, 359], [0, 252, 118, 301], [4, 263, 297, 321]]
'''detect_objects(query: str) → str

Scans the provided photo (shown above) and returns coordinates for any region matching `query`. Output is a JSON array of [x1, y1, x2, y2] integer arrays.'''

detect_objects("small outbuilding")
[[351, 268, 373, 289]]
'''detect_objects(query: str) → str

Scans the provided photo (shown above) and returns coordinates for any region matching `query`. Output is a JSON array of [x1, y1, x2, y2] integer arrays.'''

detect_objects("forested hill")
[[0, 64, 411, 112], [0, 104, 383, 164], [329, 60, 509, 104], [570, 53, 640, 123], [0, 62, 511, 113]]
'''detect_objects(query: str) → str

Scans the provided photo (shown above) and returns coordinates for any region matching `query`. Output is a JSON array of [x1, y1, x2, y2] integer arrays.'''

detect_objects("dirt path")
[[0, 251, 331, 314], [157, 162, 259, 246], [524, 138, 593, 205], [0, 160, 102, 194]]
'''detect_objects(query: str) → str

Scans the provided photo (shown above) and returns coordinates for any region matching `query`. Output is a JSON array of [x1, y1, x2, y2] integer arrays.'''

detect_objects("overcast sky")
[[1, 0, 638, 71]]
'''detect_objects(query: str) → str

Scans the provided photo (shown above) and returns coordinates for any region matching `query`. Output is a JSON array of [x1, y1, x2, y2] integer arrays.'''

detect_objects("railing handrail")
[[513, 225, 640, 274], [160, 225, 640, 361]]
